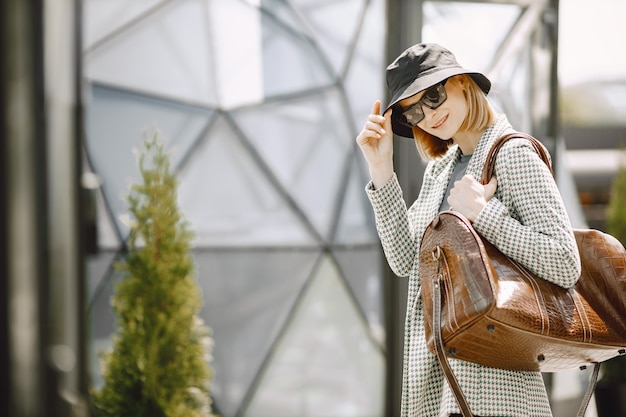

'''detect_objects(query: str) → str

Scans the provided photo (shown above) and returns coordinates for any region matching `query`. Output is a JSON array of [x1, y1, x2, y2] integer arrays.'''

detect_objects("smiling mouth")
[[432, 115, 448, 129]]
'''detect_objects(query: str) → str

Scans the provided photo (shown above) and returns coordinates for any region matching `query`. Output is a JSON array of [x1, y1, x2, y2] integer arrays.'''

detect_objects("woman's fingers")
[[447, 175, 497, 222], [356, 101, 394, 185], [372, 100, 381, 116], [357, 101, 388, 145], [369, 101, 390, 137], [366, 119, 385, 137]]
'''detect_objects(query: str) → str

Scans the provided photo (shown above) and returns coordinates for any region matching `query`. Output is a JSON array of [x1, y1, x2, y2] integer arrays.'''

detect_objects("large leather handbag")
[[419, 132, 626, 417]]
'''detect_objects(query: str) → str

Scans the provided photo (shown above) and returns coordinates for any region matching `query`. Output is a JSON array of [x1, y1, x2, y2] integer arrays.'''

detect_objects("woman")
[[356, 43, 581, 416]]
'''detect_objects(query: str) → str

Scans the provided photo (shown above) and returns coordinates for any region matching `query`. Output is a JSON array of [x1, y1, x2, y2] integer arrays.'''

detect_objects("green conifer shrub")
[[593, 149, 626, 417], [601, 148, 626, 385], [606, 151, 626, 249], [92, 132, 216, 417]]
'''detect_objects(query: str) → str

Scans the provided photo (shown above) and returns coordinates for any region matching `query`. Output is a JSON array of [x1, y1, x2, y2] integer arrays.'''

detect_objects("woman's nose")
[[422, 105, 437, 120]]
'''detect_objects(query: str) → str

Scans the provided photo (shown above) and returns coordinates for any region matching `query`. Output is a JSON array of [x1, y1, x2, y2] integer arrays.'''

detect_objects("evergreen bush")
[[601, 146, 626, 385], [92, 132, 216, 417]]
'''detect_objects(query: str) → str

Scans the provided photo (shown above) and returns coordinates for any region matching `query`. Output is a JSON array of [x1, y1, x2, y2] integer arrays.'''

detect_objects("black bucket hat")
[[385, 43, 491, 138]]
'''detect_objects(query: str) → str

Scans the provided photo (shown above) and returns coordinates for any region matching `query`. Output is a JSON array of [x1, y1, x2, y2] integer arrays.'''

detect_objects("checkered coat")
[[366, 115, 581, 417]]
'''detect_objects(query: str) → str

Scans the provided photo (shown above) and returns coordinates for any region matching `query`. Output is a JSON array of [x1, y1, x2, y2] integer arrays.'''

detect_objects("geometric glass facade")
[[83, 0, 386, 416]]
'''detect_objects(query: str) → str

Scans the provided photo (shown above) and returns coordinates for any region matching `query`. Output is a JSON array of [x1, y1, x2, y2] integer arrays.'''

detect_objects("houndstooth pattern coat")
[[366, 115, 581, 417]]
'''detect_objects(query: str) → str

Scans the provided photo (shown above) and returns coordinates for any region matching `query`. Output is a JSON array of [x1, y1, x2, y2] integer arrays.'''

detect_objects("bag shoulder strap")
[[480, 132, 553, 185], [431, 267, 474, 417]]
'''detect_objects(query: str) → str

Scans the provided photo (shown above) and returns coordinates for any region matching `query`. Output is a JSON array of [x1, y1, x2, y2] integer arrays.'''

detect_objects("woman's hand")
[[356, 100, 394, 189], [447, 175, 498, 222]]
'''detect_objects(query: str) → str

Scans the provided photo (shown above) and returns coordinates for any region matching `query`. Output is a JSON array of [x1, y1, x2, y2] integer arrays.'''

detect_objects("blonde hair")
[[413, 74, 495, 160]]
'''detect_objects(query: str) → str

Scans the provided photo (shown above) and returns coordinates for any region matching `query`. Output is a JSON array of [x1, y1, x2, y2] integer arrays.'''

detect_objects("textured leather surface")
[[420, 210, 626, 372]]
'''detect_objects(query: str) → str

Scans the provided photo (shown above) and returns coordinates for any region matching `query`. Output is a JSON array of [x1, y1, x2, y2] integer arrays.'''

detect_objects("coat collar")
[[465, 114, 513, 181]]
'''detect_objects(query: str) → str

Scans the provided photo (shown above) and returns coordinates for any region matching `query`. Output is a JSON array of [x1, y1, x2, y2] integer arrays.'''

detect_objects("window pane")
[[422, 1, 521, 72], [260, 5, 334, 97], [85, 85, 214, 241], [177, 115, 318, 247], [244, 255, 385, 417], [334, 247, 385, 345], [83, 0, 163, 50], [276, 0, 365, 75], [232, 88, 353, 241], [333, 154, 378, 245], [85, 0, 217, 105], [196, 250, 320, 417]]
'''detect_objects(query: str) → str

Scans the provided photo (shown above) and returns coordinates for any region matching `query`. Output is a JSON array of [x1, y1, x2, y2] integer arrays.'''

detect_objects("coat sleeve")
[[473, 139, 581, 288], [365, 173, 417, 277]]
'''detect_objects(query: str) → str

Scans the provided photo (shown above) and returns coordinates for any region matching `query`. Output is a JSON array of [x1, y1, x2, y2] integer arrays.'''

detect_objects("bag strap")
[[431, 246, 474, 417], [480, 132, 553, 185], [577, 363, 601, 417]]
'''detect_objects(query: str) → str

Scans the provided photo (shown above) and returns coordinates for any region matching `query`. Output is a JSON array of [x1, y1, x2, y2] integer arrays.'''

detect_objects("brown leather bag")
[[419, 133, 626, 417]]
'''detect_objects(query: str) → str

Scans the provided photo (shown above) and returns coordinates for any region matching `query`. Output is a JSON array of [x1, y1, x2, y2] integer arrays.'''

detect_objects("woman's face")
[[398, 76, 468, 140]]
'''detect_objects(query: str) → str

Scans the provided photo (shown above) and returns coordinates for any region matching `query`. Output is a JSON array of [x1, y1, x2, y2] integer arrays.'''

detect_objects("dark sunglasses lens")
[[422, 84, 447, 108], [402, 104, 424, 126], [399, 82, 448, 127]]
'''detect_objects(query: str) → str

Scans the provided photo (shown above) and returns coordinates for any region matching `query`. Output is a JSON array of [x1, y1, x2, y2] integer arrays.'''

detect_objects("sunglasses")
[[397, 79, 448, 127]]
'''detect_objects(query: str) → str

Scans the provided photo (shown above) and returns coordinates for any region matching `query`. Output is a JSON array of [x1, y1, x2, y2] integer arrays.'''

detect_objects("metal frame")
[[2, 0, 89, 415]]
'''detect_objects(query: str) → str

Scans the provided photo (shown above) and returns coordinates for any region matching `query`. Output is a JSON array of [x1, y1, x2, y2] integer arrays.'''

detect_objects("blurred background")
[[1, 0, 624, 416]]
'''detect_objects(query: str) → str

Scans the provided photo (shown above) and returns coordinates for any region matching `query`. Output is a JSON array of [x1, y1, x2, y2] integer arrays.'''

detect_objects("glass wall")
[[83, 1, 387, 416], [83, 0, 572, 415]]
